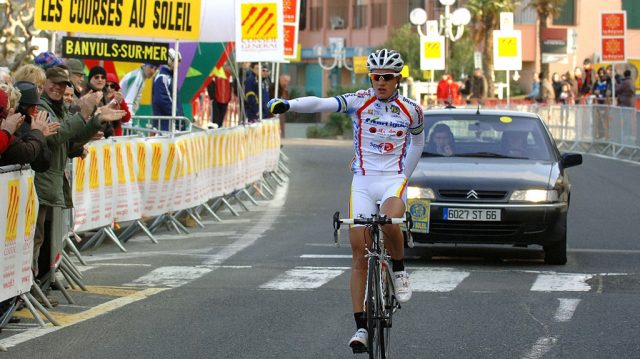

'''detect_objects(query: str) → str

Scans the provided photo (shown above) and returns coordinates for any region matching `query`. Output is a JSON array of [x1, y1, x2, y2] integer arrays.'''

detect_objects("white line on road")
[[522, 336, 558, 359], [530, 273, 593, 292], [409, 268, 470, 292], [553, 298, 581, 322], [260, 267, 346, 291], [300, 254, 352, 259], [125, 266, 213, 288]]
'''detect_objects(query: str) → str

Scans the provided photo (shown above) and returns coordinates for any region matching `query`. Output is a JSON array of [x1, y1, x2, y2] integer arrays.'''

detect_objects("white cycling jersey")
[[288, 89, 424, 176]]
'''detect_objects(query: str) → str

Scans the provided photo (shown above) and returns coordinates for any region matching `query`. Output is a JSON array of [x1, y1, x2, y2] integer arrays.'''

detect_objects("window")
[[554, 0, 575, 26], [623, 0, 640, 29]]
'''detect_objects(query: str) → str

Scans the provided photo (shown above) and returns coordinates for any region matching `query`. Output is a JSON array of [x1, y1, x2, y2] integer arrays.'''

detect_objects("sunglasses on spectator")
[[93, 75, 105, 80], [369, 73, 401, 81], [106, 83, 118, 89]]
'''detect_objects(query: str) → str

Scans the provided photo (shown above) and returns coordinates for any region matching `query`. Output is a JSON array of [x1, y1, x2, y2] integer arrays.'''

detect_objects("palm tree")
[[527, 0, 566, 76], [466, 0, 517, 98]]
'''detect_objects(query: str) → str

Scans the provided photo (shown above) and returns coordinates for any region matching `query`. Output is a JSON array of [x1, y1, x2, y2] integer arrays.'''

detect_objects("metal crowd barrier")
[[124, 115, 193, 137], [474, 103, 640, 162]]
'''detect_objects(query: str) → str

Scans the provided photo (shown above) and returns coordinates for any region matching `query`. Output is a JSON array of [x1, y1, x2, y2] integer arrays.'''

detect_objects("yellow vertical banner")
[[5, 179, 20, 243], [164, 144, 176, 181], [23, 178, 37, 237], [136, 142, 147, 183], [89, 147, 99, 190], [103, 145, 113, 186], [75, 157, 86, 193], [151, 143, 163, 182], [116, 144, 127, 185]]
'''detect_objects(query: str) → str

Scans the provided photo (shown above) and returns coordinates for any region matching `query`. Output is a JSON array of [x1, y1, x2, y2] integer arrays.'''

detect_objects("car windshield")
[[422, 114, 554, 161]]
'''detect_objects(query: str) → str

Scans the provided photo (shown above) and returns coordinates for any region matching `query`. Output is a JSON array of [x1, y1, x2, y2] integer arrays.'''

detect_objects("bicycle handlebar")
[[332, 211, 414, 248]]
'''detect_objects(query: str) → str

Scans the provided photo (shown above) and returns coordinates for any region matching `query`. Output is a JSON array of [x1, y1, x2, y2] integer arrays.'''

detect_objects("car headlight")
[[407, 186, 435, 200], [509, 189, 558, 202]]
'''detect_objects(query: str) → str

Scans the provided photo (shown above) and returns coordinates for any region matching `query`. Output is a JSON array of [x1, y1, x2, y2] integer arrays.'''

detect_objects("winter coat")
[[35, 93, 103, 208]]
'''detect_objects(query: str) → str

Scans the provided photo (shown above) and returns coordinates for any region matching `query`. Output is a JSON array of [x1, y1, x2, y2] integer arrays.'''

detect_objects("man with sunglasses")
[[267, 48, 424, 353]]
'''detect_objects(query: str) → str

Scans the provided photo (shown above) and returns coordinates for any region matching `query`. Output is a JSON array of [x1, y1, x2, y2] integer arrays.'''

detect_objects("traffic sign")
[[420, 35, 445, 71], [493, 30, 522, 71]]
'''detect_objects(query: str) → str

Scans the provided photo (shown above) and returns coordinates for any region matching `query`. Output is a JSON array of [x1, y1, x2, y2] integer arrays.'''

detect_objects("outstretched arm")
[[268, 96, 340, 114]]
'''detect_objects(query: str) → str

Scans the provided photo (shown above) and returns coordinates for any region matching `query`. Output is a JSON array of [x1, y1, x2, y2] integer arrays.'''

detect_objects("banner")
[[70, 120, 281, 232], [35, 0, 201, 40], [283, 0, 300, 60], [600, 11, 626, 63], [235, 0, 285, 62], [0, 168, 37, 302], [63, 37, 169, 64]]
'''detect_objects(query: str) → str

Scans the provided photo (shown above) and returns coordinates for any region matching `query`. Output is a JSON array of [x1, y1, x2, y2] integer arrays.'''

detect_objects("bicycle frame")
[[333, 212, 412, 358]]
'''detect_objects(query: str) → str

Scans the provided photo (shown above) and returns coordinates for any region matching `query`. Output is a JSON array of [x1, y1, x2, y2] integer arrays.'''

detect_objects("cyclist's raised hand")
[[267, 98, 290, 114]]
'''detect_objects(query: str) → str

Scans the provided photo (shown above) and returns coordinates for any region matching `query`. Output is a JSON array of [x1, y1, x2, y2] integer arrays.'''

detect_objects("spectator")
[[469, 68, 488, 105], [120, 63, 157, 115], [539, 72, 555, 104], [0, 89, 23, 155], [551, 72, 563, 103], [105, 73, 132, 136], [34, 67, 125, 284], [244, 62, 271, 122], [152, 49, 184, 130], [34, 51, 62, 71], [592, 70, 612, 139], [64, 86, 75, 107], [0, 82, 59, 169], [616, 70, 636, 108], [64, 58, 85, 98], [436, 73, 460, 105], [580, 58, 594, 97], [207, 66, 232, 128], [84, 66, 113, 137], [459, 74, 472, 102], [524, 72, 540, 102], [0, 67, 12, 85], [426, 123, 455, 156], [14, 64, 47, 96]]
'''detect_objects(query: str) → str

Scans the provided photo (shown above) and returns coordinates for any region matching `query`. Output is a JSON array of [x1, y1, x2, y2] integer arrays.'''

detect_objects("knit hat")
[[15, 81, 40, 106], [0, 89, 8, 120], [88, 66, 107, 80], [106, 73, 120, 90], [34, 51, 62, 70], [64, 58, 85, 75], [45, 67, 72, 86]]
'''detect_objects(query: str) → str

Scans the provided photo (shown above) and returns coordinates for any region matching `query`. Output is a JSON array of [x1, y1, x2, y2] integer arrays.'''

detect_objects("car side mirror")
[[561, 153, 582, 168]]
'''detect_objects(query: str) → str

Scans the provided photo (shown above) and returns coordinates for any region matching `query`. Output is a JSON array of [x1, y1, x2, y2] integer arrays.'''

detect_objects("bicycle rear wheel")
[[366, 257, 386, 359]]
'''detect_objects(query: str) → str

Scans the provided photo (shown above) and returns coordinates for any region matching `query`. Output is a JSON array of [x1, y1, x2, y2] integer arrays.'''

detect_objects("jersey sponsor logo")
[[389, 105, 401, 115], [363, 117, 405, 128], [370, 141, 395, 153], [368, 126, 404, 137]]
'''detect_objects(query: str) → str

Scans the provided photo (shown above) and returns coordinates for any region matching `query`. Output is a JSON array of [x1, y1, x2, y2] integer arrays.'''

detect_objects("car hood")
[[410, 157, 555, 190]]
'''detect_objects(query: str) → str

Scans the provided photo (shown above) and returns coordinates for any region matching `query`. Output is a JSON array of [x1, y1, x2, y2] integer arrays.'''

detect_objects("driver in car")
[[426, 123, 455, 156]]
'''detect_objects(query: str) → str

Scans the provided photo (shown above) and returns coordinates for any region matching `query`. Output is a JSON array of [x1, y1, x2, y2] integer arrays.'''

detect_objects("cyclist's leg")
[[349, 175, 377, 313], [379, 175, 408, 260]]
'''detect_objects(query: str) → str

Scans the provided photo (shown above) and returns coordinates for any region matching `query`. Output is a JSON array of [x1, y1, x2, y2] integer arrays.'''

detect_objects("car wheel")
[[543, 227, 567, 265]]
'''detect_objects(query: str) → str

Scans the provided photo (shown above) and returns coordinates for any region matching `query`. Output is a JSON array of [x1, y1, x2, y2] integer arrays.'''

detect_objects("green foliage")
[[306, 113, 353, 139], [285, 86, 320, 123], [380, 24, 421, 79]]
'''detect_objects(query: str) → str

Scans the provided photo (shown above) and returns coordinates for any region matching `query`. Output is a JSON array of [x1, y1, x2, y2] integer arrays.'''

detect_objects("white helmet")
[[367, 49, 404, 72], [168, 48, 182, 64]]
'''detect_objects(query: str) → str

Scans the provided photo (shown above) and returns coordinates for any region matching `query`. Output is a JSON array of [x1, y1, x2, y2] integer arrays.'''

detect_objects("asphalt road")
[[1, 138, 639, 358]]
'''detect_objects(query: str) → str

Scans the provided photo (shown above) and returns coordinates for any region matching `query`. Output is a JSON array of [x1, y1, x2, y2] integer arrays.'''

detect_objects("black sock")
[[392, 259, 405, 272], [354, 312, 367, 330]]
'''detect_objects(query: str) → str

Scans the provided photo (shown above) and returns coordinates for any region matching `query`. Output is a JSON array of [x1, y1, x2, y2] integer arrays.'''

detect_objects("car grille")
[[429, 221, 520, 237], [438, 189, 508, 200]]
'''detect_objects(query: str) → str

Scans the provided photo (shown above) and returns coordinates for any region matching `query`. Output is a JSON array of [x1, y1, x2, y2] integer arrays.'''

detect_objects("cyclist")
[[267, 49, 424, 352]]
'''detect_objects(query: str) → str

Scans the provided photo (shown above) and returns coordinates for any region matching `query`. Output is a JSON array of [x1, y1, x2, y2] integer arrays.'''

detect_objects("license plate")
[[443, 208, 501, 221]]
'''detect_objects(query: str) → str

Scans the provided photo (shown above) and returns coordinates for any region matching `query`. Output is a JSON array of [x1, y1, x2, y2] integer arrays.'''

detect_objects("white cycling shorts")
[[349, 173, 408, 223]]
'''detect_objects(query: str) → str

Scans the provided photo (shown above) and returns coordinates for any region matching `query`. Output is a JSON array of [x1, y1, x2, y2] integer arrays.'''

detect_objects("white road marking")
[[125, 266, 212, 288], [522, 336, 558, 359], [300, 254, 352, 259], [553, 298, 581, 322], [260, 267, 346, 291], [135, 231, 237, 241], [409, 268, 470, 292], [530, 273, 593, 292]]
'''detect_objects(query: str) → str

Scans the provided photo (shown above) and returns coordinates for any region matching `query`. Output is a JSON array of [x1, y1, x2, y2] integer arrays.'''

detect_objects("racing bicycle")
[[333, 211, 413, 358]]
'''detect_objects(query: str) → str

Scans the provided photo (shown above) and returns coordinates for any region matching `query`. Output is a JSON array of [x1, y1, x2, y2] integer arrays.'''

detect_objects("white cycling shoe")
[[349, 328, 368, 353], [393, 271, 412, 303]]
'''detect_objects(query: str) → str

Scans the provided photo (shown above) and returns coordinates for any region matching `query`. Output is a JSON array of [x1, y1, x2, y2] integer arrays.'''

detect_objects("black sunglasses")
[[106, 83, 118, 89]]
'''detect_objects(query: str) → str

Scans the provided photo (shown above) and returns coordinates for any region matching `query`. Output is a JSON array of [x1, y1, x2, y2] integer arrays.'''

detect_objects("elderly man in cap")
[[64, 58, 85, 98], [33, 66, 126, 287], [120, 62, 157, 116]]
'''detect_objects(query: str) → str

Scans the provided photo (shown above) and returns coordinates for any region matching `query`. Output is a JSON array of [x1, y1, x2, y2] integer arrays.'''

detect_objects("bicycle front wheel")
[[366, 256, 386, 359]]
